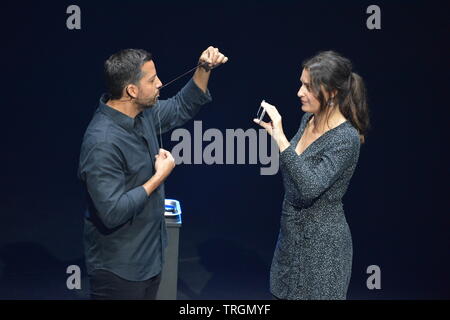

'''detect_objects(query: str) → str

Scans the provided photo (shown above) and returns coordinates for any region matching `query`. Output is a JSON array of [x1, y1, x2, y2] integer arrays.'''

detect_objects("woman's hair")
[[302, 51, 370, 143]]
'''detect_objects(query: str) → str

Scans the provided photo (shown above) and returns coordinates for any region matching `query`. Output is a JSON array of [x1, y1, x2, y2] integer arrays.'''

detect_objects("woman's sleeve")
[[279, 131, 360, 204]]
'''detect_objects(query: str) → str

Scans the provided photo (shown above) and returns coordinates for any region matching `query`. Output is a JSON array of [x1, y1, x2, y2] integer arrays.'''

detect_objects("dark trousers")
[[89, 269, 162, 300]]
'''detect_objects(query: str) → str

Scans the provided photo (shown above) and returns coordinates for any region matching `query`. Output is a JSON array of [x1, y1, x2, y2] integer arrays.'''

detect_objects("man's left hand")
[[199, 46, 229, 71]]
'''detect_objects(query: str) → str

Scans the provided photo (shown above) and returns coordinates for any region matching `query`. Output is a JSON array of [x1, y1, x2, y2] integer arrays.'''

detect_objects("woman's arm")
[[279, 134, 359, 203]]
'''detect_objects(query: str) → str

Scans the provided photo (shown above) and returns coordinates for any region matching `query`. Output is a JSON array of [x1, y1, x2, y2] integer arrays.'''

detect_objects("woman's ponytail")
[[341, 72, 370, 143]]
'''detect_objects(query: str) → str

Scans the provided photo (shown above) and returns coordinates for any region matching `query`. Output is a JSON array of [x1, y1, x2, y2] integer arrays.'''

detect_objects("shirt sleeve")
[[279, 132, 360, 205], [148, 78, 212, 134], [80, 142, 148, 229]]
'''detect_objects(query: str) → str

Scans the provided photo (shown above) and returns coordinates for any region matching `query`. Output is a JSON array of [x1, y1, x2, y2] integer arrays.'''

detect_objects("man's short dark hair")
[[104, 49, 153, 99]]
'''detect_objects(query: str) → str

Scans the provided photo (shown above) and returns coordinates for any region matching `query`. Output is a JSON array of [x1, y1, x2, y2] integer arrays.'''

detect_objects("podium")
[[156, 199, 182, 300]]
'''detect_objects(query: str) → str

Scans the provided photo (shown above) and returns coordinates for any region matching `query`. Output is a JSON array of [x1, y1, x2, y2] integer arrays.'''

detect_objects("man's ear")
[[126, 84, 138, 99]]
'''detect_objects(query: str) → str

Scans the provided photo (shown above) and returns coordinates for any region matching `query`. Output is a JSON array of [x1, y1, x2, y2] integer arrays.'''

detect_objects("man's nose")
[[156, 77, 163, 89]]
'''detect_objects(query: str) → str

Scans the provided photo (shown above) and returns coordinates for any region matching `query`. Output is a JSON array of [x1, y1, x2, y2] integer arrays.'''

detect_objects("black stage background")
[[1, 0, 449, 299]]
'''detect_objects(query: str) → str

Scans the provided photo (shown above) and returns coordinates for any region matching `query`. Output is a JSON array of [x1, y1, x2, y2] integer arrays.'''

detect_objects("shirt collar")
[[99, 93, 142, 132]]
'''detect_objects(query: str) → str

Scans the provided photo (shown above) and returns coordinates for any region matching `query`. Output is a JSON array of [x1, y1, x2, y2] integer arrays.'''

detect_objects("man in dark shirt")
[[78, 47, 228, 299]]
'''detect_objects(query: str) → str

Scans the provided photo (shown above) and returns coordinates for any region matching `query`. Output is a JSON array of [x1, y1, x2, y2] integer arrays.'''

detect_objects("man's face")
[[134, 60, 163, 108]]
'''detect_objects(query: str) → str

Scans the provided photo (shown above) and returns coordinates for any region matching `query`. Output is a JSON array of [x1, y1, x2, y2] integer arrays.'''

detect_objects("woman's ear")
[[331, 89, 338, 99]]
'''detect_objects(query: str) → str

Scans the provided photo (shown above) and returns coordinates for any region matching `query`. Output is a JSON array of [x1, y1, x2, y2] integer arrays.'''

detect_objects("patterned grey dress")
[[270, 112, 361, 300]]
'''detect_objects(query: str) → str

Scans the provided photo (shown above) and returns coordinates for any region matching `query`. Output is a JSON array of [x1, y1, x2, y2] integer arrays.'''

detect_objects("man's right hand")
[[142, 149, 175, 196], [154, 148, 176, 179]]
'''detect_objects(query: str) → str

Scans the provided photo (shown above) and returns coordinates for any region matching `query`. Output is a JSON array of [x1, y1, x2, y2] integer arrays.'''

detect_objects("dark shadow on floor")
[[0, 242, 89, 299], [178, 238, 272, 300]]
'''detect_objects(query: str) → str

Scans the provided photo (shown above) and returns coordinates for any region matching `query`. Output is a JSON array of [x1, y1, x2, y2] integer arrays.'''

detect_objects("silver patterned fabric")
[[270, 112, 361, 300]]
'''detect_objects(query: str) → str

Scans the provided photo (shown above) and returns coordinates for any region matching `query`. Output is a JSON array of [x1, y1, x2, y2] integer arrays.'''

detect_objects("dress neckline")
[[294, 113, 349, 156]]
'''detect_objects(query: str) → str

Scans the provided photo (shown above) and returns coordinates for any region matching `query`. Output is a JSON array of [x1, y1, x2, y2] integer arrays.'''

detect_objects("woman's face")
[[297, 68, 328, 114]]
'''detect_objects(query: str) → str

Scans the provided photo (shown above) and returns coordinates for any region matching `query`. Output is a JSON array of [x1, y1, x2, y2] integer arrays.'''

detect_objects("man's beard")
[[137, 96, 158, 109]]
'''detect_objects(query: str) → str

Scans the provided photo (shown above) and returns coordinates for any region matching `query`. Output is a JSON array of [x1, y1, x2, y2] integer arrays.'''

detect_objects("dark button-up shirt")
[[78, 79, 212, 281]]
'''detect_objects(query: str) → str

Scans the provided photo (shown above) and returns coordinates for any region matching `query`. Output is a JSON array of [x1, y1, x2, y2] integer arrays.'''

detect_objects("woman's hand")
[[253, 101, 290, 152], [253, 100, 284, 139]]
